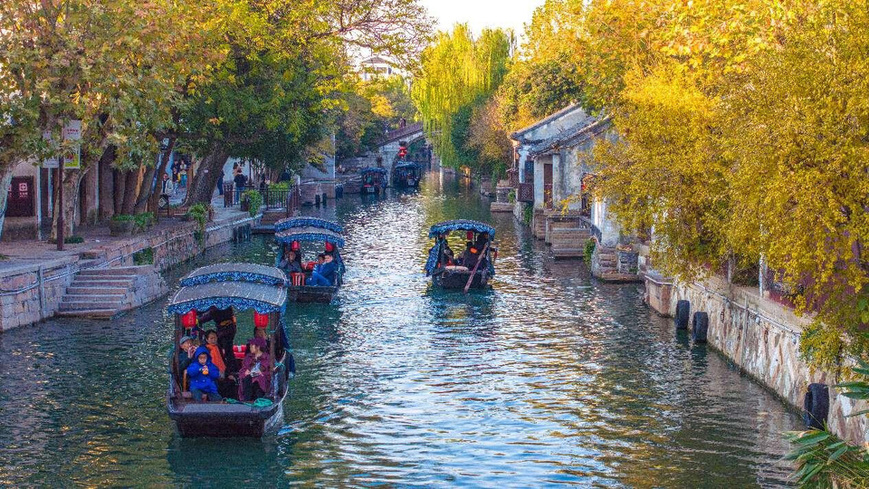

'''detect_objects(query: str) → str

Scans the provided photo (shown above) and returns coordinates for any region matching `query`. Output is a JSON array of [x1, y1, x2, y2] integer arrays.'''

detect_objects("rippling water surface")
[[0, 173, 800, 487]]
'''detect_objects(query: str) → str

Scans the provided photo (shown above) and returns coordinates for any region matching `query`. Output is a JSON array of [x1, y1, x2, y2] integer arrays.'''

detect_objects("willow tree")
[[412, 25, 511, 171]]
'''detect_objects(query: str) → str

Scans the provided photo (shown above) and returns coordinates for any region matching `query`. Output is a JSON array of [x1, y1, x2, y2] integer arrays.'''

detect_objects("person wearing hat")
[[177, 335, 197, 372]]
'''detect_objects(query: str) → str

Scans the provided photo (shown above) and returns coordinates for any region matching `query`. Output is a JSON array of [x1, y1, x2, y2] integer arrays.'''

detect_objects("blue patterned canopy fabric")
[[425, 241, 441, 275], [180, 263, 287, 288], [275, 226, 345, 248], [361, 167, 388, 175], [428, 220, 496, 239], [167, 281, 287, 314], [274, 217, 343, 234]]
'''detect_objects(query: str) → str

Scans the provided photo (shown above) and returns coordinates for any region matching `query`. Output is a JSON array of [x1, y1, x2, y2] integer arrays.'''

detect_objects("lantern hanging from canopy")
[[254, 311, 269, 328], [181, 310, 197, 328], [466, 231, 473, 241]]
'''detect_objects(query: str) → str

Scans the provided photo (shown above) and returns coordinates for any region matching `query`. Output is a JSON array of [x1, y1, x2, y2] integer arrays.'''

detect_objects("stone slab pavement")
[[0, 193, 245, 275]]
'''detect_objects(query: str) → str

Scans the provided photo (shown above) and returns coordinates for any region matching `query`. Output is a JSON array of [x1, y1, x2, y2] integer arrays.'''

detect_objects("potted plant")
[[109, 215, 135, 236]]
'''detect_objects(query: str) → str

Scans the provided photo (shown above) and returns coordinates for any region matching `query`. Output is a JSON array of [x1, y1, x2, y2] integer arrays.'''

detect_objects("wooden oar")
[[464, 241, 490, 293]]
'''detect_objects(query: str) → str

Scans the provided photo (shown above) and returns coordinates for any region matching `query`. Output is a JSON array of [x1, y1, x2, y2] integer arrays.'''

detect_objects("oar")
[[464, 241, 489, 293]]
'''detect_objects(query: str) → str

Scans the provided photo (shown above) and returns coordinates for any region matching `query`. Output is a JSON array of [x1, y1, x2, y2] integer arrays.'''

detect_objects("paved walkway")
[[0, 192, 242, 274]]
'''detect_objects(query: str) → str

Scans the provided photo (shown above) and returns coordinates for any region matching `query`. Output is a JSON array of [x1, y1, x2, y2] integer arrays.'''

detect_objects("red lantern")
[[324, 241, 335, 253], [466, 231, 473, 241], [254, 311, 269, 328], [290, 240, 300, 251], [181, 310, 197, 328]]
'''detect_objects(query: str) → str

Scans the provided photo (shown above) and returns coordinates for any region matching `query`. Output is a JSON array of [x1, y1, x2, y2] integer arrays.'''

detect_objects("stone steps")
[[56, 308, 119, 319], [66, 285, 128, 295], [58, 266, 144, 319]]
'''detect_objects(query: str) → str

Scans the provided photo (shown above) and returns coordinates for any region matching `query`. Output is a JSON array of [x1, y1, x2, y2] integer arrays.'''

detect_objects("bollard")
[[691, 311, 708, 343], [676, 300, 690, 330], [315, 194, 321, 206], [803, 383, 829, 430], [336, 186, 344, 198]]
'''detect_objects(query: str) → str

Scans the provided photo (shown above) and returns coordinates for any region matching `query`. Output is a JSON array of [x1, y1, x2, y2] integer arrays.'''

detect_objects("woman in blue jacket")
[[186, 346, 222, 403]]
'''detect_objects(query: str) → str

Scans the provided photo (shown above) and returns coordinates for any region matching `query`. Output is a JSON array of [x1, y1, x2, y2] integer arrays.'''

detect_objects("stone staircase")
[[58, 266, 166, 319], [549, 226, 592, 259]]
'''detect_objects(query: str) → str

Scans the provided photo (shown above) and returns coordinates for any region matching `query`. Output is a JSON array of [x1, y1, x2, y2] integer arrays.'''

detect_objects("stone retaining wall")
[[0, 213, 258, 332], [645, 275, 869, 445]]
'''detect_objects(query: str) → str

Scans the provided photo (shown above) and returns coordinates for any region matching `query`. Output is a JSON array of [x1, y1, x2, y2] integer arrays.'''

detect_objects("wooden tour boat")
[[167, 263, 293, 437], [426, 220, 498, 291], [392, 162, 421, 189], [274, 217, 345, 303], [360, 167, 387, 195]]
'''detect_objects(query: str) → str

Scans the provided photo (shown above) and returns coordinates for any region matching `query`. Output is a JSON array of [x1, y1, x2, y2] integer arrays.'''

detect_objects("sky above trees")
[[420, 0, 544, 36]]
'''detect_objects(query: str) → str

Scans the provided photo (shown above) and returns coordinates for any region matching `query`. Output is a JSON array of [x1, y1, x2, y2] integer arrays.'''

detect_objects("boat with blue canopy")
[[274, 217, 346, 303], [166, 263, 293, 437], [426, 220, 498, 290], [392, 162, 421, 189], [360, 167, 387, 195]]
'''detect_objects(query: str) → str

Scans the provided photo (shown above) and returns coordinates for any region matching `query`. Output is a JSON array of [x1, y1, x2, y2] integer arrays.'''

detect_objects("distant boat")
[[274, 217, 345, 303], [166, 263, 292, 437], [360, 167, 387, 195], [392, 161, 421, 189], [426, 220, 498, 290]]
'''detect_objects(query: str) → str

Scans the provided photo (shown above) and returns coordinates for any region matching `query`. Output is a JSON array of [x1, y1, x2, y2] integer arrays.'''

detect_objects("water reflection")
[[0, 171, 799, 487]]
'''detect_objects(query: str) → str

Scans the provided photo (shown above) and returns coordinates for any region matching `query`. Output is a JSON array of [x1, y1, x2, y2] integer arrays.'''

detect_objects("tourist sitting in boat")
[[186, 346, 223, 403], [198, 306, 237, 371], [238, 337, 271, 401], [441, 240, 455, 266], [203, 330, 227, 378], [280, 248, 303, 274], [459, 241, 480, 268], [177, 335, 197, 372], [306, 253, 337, 286]]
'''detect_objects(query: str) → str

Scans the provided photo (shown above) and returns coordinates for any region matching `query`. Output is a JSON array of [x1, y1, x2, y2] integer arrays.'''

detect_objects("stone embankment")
[[645, 274, 868, 445], [0, 211, 258, 331]]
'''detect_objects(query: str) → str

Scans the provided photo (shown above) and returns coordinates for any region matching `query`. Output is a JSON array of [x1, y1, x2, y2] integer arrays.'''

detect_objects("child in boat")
[[186, 346, 222, 403], [238, 337, 271, 401]]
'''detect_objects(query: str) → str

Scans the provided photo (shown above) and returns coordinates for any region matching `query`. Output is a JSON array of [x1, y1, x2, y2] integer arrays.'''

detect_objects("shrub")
[[188, 203, 208, 244], [242, 190, 263, 217], [111, 214, 134, 222], [584, 239, 596, 262], [133, 247, 154, 265]]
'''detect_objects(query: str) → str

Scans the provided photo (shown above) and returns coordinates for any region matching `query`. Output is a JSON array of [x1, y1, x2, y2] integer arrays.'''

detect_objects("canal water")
[[0, 172, 801, 487]]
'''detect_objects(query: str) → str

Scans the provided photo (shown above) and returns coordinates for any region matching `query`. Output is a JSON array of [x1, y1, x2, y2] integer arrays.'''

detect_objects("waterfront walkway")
[[0, 194, 240, 274]]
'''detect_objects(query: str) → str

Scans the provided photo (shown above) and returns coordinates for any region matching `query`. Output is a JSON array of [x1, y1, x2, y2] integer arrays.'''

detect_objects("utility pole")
[[57, 151, 64, 251]]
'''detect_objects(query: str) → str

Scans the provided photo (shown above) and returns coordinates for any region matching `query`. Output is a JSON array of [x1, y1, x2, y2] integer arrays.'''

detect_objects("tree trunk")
[[146, 136, 176, 216], [113, 169, 126, 215], [98, 145, 116, 221], [121, 169, 139, 215], [50, 169, 80, 241], [184, 147, 229, 206], [134, 166, 157, 214], [0, 166, 16, 242]]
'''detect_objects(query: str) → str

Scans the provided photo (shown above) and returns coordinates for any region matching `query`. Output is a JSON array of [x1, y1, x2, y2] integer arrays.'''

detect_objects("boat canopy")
[[428, 220, 496, 239], [180, 263, 287, 288], [167, 279, 287, 315], [361, 167, 388, 175], [394, 162, 419, 170], [275, 226, 345, 248], [274, 217, 343, 234]]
